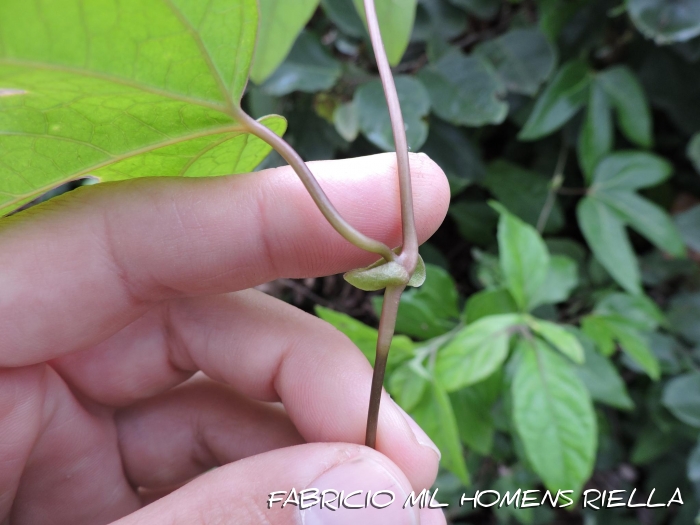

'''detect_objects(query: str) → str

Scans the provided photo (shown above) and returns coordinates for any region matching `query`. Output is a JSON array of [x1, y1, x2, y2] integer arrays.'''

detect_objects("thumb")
[[112, 442, 446, 525]]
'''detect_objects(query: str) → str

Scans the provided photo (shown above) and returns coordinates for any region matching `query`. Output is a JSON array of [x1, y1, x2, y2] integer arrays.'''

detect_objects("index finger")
[[0, 153, 449, 366]]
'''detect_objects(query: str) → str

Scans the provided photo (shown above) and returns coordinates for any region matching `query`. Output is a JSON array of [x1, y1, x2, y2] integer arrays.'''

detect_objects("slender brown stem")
[[362, 0, 418, 274], [230, 105, 396, 262], [365, 285, 405, 449]]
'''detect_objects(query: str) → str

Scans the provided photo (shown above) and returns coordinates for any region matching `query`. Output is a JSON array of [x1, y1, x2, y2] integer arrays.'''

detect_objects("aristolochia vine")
[[236, 0, 421, 448]]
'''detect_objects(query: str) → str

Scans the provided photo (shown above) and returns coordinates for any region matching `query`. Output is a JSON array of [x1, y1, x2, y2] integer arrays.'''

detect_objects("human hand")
[[0, 153, 450, 525]]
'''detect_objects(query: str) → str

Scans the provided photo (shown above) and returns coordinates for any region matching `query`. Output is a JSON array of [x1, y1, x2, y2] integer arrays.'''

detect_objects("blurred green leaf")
[[416, 0, 468, 41], [436, 314, 522, 391], [595, 292, 666, 331], [528, 318, 585, 364], [590, 151, 672, 191], [668, 293, 700, 344], [626, 0, 700, 44], [574, 333, 634, 410], [332, 101, 360, 142], [493, 202, 551, 311], [675, 204, 700, 253], [389, 360, 429, 411], [530, 255, 579, 308], [475, 28, 557, 96], [448, 0, 500, 19], [261, 32, 342, 96], [419, 49, 508, 127], [688, 133, 700, 174], [451, 371, 502, 455], [663, 373, 700, 427], [483, 160, 564, 233], [321, 0, 365, 37], [411, 380, 471, 485], [512, 339, 596, 494], [353, 0, 418, 66], [577, 197, 641, 295], [538, 0, 588, 41], [464, 289, 518, 324], [597, 66, 653, 148], [631, 424, 677, 464], [596, 190, 686, 258], [355, 76, 431, 151], [251, 0, 320, 84], [421, 119, 486, 194], [518, 60, 590, 141], [577, 81, 613, 180], [581, 314, 660, 379], [449, 201, 498, 246], [315, 306, 413, 367]]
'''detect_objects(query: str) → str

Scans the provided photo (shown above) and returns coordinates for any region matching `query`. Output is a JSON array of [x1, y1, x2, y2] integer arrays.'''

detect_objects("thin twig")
[[536, 140, 569, 233]]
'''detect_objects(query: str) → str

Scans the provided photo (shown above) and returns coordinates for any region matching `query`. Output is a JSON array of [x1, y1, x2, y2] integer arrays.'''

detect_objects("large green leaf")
[[450, 371, 502, 455], [435, 314, 521, 391], [260, 31, 342, 96], [464, 288, 518, 324], [389, 360, 429, 412], [353, 0, 418, 66], [418, 49, 507, 127], [597, 66, 653, 148], [626, 0, 700, 44], [512, 339, 596, 494], [0, 0, 285, 216], [577, 81, 613, 180], [596, 190, 686, 258], [577, 197, 641, 295], [250, 0, 320, 84], [493, 203, 551, 311], [530, 255, 579, 308], [411, 380, 471, 485], [518, 60, 590, 141], [474, 28, 556, 96], [528, 318, 584, 364], [355, 75, 431, 151], [663, 373, 700, 428], [590, 151, 672, 191]]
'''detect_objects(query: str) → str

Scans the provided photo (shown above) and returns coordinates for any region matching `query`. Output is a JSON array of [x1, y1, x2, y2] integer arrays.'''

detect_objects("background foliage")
[[3, 0, 700, 523], [250, 1, 700, 523]]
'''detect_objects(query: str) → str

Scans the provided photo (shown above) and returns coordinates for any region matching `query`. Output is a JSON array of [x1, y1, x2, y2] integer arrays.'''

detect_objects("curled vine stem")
[[235, 0, 417, 451]]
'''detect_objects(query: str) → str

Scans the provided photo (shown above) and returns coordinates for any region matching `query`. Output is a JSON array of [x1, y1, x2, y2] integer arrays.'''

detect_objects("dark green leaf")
[[251, 0, 321, 84], [448, 201, 498, 246], [261, 32, 342, 96], [418, 49, 507, 127], [450, 371, 502, 455], [421, 119, 486, 194], [675, 204, 700, 253], [512, 339, 596, 493], [389, 360, 429, 412], [315, 306, 413, 367], [530, 255, 579, 308], [483, 160, 564, 233], [577, 81, 613, 180], [518, 60, 590, 141], [596, 190, 686, 258], [577, 197, 641, 295], [663, 373, 700, 427], [493, 203, 551, 311], [448, 0, 500, 19], [332, 101, 359, 142], [436, 314, 522, 391], [417, 0, 468, 41], [411, 381, 471, 485], [474, 28, 557, 96], [631, 424, 677, 464], [528, 318, 585, 364], [688, 133, 700, 174], [355, 76, 431, 151], [668, 293, 700, 344], [590, 151, 672, 191], [321, 0, 365, 37], [626, 0, 700, 44], [353, 0, 418, 66], [464, 289, 518, 324], [597, 66, 653, 148], [595, 292, 666, 331]]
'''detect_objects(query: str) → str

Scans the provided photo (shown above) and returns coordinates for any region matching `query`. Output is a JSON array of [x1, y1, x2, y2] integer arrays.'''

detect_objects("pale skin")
[[0, 153, 450, 525]]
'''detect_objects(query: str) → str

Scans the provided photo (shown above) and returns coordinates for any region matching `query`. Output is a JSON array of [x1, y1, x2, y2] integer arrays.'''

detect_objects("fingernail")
[[301, 456, 418, 525], [391, 399, 441, 460]]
